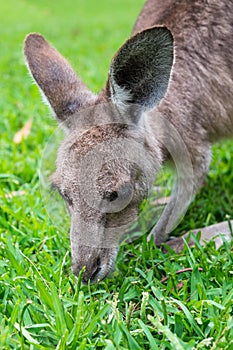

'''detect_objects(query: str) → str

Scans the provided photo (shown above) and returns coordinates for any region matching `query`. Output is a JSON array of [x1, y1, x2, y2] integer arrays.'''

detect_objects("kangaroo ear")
[[108, 26, 174, 111], [24, 33, 96, 124]]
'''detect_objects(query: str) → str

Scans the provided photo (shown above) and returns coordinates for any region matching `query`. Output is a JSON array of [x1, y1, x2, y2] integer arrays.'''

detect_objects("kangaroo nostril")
[[96, 256, 101, 267], [90, 256, 102, 281]]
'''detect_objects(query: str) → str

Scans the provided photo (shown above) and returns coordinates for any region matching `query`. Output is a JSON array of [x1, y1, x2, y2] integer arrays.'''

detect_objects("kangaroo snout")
[[72, 246, 118, 283]]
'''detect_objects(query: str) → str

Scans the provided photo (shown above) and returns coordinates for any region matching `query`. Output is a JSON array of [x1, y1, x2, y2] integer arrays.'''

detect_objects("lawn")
[[0, 0, 233, 349]]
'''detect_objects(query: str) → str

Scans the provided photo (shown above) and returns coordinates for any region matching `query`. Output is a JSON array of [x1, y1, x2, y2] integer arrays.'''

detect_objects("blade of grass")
[[138, 319, 159, 350]]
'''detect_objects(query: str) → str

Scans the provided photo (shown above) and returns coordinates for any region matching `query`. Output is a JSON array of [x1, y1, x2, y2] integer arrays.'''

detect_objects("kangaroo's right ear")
[[24, 33, 96, 125], [107, 26, 174, 113]]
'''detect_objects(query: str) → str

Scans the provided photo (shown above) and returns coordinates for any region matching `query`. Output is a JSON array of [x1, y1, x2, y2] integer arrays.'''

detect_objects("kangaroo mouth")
[[91, 266, 102, 281], [82, 265, 108, 284]]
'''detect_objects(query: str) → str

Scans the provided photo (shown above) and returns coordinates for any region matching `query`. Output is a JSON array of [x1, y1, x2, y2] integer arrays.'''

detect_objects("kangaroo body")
[[24, 0, 233, 282]]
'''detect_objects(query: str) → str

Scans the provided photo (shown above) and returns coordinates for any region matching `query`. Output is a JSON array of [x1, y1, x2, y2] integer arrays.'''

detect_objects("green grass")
[[0, 0, 233, 348]]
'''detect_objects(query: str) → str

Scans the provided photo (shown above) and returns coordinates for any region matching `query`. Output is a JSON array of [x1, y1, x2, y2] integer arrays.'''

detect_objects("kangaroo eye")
[[102, 184, 133, 213], [109, 191, 118, 202], [104, 191, 118, 202], [62, 191, 73, 207]]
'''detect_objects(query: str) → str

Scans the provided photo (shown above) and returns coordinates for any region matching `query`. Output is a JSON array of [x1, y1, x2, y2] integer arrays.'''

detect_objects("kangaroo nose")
[[72, 253, 103, 283], [71, 246, 118, 283], [83, 256, 102, 283]]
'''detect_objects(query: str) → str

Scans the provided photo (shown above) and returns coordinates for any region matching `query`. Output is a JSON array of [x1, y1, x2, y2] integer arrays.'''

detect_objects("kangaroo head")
[[24, 27, 174, 283]]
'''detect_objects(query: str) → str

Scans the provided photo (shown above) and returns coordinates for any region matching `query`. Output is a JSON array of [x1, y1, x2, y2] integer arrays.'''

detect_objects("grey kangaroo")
[[24, 0, 233, 283]]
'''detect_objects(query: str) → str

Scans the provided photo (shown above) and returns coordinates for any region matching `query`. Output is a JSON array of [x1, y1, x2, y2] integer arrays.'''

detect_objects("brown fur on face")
[[51, 122, 157, 224]]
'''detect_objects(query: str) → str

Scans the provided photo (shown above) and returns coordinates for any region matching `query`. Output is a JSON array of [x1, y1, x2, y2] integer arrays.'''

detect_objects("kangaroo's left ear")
[[107, 26, 174, 112], [24, 33, 96, 124]]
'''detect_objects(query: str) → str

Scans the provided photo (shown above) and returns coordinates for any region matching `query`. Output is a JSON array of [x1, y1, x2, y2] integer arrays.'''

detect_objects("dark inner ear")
[[109, 26, 174, 109]]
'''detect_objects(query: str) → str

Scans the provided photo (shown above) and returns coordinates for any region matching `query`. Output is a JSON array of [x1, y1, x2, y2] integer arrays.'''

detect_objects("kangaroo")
[[24, 0, 233, 283]]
